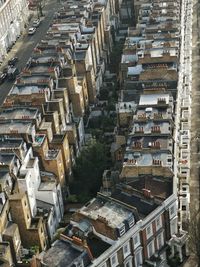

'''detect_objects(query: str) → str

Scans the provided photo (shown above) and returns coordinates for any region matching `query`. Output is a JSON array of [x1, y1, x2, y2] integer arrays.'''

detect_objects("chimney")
[[142, 188, 151, 198]]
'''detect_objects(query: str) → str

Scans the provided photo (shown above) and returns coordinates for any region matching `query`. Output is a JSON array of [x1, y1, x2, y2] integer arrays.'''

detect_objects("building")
[[0, 0, 29, 62]]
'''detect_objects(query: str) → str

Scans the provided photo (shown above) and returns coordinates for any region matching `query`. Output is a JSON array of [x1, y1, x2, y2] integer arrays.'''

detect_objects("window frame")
[[110, 253, 118, 267], [147, 240, 155, 258], [146, 224, 153, 239], [156, 232, 164, 250], [123, 242, 131, 259], [133, 233, 140, 249], [155, 215, 162, 231], [134, 249, 143, 267]]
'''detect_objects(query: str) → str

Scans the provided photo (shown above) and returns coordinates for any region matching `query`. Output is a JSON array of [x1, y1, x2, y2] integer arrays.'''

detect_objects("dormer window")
[[119, 224, 126, 236], [127, 215, 135, 228]]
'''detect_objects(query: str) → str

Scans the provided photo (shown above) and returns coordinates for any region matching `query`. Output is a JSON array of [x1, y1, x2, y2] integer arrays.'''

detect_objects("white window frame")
[[156, 232, 164, 250], [133, 233, 140, 249], [119, 224, 126, 236], [155, 215, 162, 231], [123, 242, 131, 259], [147, 240, 155, 258], [169, 204, 176, 219], [110, 253, 118, 267], [170, 217, 178, 235], [146, 224, 153, 239], [124, 257, 133, 267], [128, 215, 135, 228], [100, 263, 107, 267], [134, 249, 143, 267]]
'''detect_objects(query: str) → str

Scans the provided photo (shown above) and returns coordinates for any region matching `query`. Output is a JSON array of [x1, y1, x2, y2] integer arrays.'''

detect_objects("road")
[[0, 0, 59, 105]]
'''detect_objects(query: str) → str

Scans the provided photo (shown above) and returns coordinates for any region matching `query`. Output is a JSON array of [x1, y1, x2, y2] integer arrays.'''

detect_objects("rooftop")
[[0, 136, 23, 149], [10, 84, 50, 95], [79, 196, 135, 229], [123, 150, 173, 167], [42, 239, 91, 267], [3, 222, 18, 237], [45, 149, 59, 160], [38, 181, 56, 191], [0, 153, 15, 166], [131, 120, 171, 135], [0, 121, 33, 135], [139, 93, 171, 106], [0, 107, 39, 121], [111, 185, 162, 218]]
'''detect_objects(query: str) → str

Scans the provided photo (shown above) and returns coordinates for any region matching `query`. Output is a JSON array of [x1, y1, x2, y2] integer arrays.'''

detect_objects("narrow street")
[[0, 0, 59, 105]]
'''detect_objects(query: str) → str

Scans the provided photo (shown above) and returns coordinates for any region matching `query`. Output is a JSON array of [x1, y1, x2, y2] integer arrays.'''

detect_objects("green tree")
[[70, 142, 108, 201]]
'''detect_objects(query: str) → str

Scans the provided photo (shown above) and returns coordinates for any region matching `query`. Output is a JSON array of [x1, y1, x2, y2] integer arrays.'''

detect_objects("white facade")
[[0, 0, 29, 61], [17, 146, 64, 240]]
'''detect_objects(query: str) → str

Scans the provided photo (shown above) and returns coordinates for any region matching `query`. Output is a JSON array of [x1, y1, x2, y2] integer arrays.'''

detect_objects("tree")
[[188, 209, 200, 266], [70, 141, 108, 202]]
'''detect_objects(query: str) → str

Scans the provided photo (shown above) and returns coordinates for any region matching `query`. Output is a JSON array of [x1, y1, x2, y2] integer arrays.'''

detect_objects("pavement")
[[183, 0, 200, 264], [190, 0, 200, 213], [0, 0, 60, 105]]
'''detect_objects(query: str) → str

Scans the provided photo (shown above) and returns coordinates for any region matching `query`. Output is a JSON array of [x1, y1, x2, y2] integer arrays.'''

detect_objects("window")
[[24, 201, 27, 206], [125, 259, 133, 267], [128, 215, 135, 228], [147, 240, 155, 258], [169, 204, 176, 218], [155, 216, 162, 231], [135, 250, 143, 267], [123, 242, 131, 258], [110, 254, 118, 267], [182, 205, 186, 211], [170, 217, 177, 235], [100, 263, 107, 267], [133, 233, 140, 249], [119, 224, 126, 236], [146, 224, 153, 239], [157, 232, 164, 250]]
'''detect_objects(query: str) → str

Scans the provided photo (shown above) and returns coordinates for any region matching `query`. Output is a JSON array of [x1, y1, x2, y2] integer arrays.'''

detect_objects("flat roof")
[[38, 181, 56, 191], [124, 150, 172, 166], [132, 121, 171, 134], [127, 136, 171, 150], [0, 137, 23, 148], [80, 197, 134, 229], [0, 107, 39, 120], [139, 93, 170, 105], [0, 121, 33, 134], [10, 85, 49, 95], [42, 240, 90, 267]]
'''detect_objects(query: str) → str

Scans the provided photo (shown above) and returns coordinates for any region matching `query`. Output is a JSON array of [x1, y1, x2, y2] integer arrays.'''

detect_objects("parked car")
[[8, 57, 18, 66], [33, 19, 41, 27], [7, 67, 19, 80], [28, 27, 36, 35], [0, 72, 7, 84]]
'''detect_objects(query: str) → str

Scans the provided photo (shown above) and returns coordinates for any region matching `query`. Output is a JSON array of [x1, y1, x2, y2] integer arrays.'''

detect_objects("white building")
[[0, 137, 64, 241], [0, 0, 29, 61]]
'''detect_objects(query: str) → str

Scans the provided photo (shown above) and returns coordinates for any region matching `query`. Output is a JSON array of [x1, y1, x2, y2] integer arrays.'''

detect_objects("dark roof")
[[87, 234, 111, 258], [112, 189, 159, 218], [42, 240, 91, 267]]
